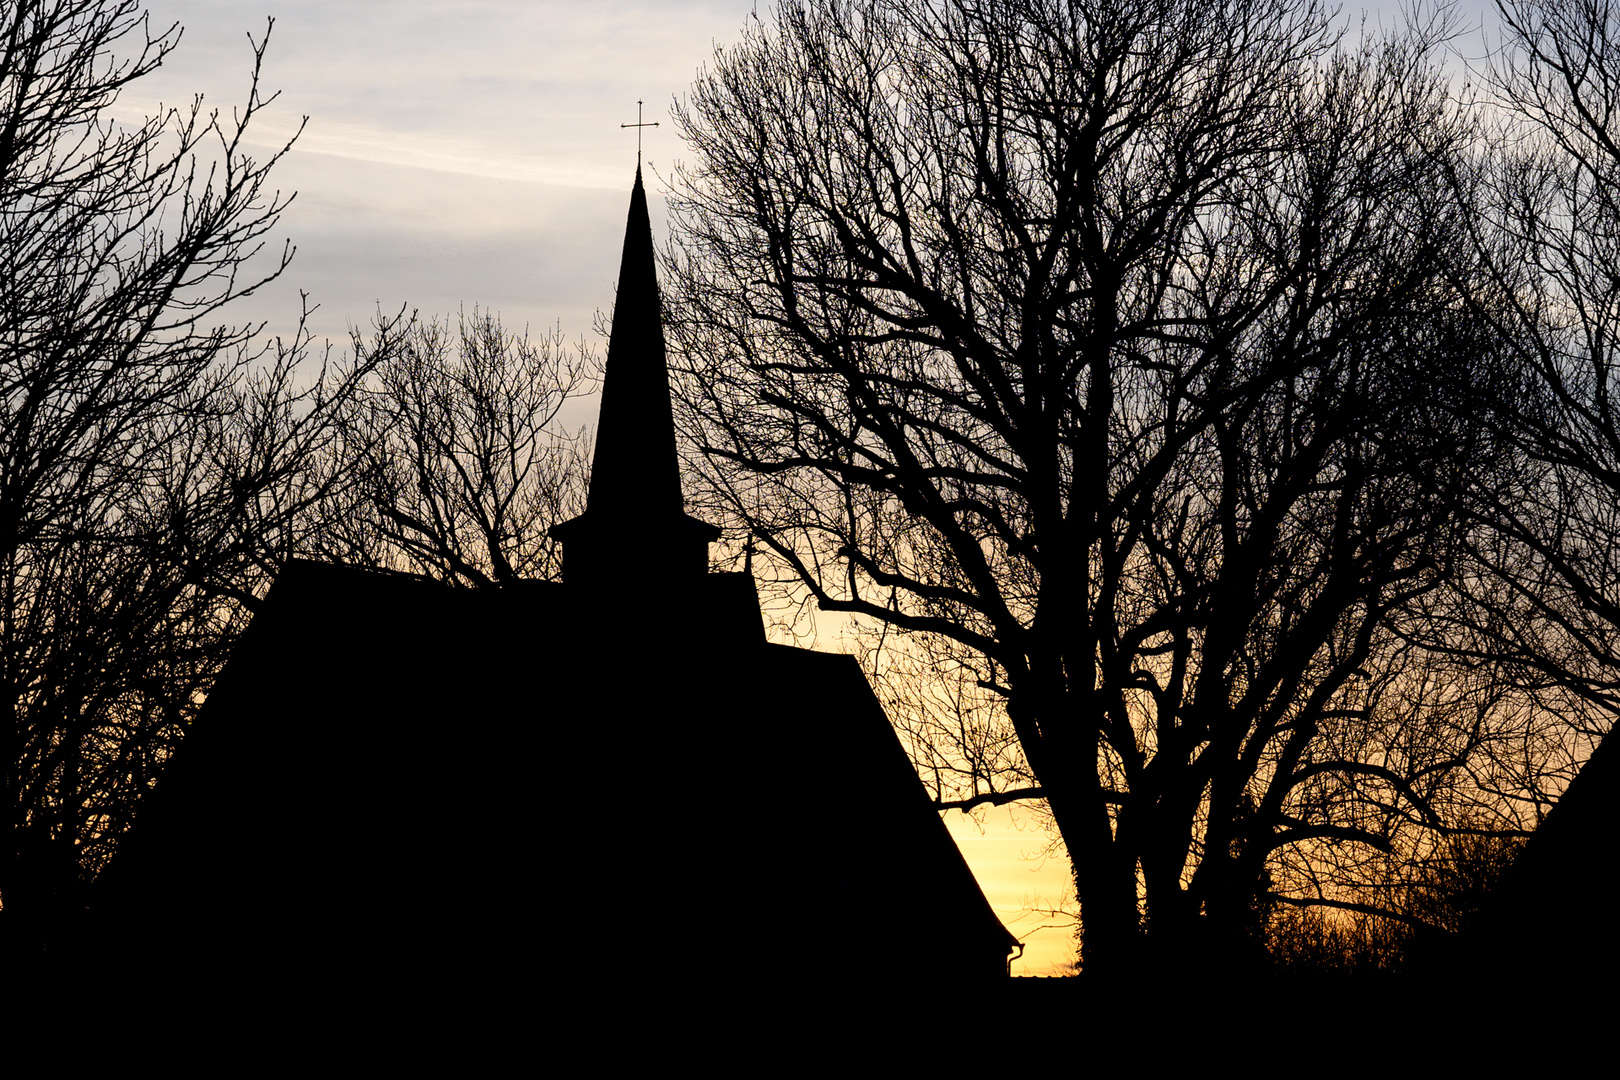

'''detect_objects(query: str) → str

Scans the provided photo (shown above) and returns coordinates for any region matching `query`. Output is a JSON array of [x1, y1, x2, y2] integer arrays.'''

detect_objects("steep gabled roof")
[[1463, 726, 1620, 982], [86, 170, 1017, 991], [90, 560, 1014, 982]]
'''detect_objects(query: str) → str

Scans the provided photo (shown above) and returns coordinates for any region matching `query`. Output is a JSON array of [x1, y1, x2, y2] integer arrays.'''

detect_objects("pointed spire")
[[586, 166, 684, 520], [549, 168, 719, 587]]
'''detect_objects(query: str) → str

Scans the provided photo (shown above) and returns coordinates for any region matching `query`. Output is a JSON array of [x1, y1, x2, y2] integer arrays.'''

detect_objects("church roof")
[[1461, 725, 1620, 982], [90, 559, 1015, 982], [86, 170, 1017, 990]]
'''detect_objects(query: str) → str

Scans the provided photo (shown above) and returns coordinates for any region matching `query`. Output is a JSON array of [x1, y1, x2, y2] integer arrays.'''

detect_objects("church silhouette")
[[89, 169, 1018, 988]]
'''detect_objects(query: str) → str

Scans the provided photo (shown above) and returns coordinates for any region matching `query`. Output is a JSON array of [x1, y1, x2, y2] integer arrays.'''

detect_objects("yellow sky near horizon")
[[944, 806, 1077, 976]]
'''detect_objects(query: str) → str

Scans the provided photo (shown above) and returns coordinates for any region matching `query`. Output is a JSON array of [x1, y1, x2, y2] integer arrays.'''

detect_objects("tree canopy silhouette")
[[0, 1, 368, 953], [1444, 0, 1620, 737], [309, 308, 597, 587], [665, 0, 1564, 973]]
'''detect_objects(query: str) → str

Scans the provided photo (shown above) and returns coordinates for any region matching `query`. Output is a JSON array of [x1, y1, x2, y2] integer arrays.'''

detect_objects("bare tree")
[[311, 308, 596, 587], [1451, 0, 1620, 735], [0, 2, 368, 954], [665, 0, 1549, 973], [1267, 827, 1524, 974]]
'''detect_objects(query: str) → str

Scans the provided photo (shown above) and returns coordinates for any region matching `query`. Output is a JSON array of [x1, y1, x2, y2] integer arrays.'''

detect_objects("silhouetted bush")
[[1268, 833, 1526, 976]]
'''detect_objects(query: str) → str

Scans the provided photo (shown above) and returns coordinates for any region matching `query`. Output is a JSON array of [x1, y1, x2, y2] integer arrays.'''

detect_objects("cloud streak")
[[120, 0, 753, 343]]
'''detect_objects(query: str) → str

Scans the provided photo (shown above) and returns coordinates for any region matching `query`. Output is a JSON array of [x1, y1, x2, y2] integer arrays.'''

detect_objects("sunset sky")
[[122, 0, 1503, 976], [117, 0, 1081, 975]]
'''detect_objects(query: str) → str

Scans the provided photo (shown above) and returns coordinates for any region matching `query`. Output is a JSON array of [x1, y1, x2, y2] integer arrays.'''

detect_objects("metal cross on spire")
[[621, 99, 659, 165]]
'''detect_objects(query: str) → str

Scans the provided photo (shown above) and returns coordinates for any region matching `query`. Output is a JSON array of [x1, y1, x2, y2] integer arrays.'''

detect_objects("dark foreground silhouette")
[[77, 170, 1016, 997], [59, 168, 1620, 1007]]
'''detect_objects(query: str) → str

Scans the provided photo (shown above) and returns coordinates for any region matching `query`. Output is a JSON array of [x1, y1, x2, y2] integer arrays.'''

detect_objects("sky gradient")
[[120, 0, 1507, 977], [121, 0, 1080, 975]]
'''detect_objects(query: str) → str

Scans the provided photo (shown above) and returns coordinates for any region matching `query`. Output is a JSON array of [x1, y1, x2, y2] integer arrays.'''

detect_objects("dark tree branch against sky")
[[0, 1, 371, 955], [1458, 0, 1620, 718], [664, 0, 1603, 974], [309, 309, 598, 587]]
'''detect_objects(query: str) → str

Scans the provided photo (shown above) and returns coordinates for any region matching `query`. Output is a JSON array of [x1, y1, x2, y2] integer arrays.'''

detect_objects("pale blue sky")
[[122, 1, 1501, 352], [126, 1, 757, 348]]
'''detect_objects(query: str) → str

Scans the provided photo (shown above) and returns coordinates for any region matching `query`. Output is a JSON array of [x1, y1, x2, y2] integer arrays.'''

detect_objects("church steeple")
[[549, 167, 720, 586]]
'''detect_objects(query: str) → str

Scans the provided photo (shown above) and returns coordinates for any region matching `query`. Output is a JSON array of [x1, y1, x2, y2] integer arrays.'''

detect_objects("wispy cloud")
[[116, 0, 753, 342]]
